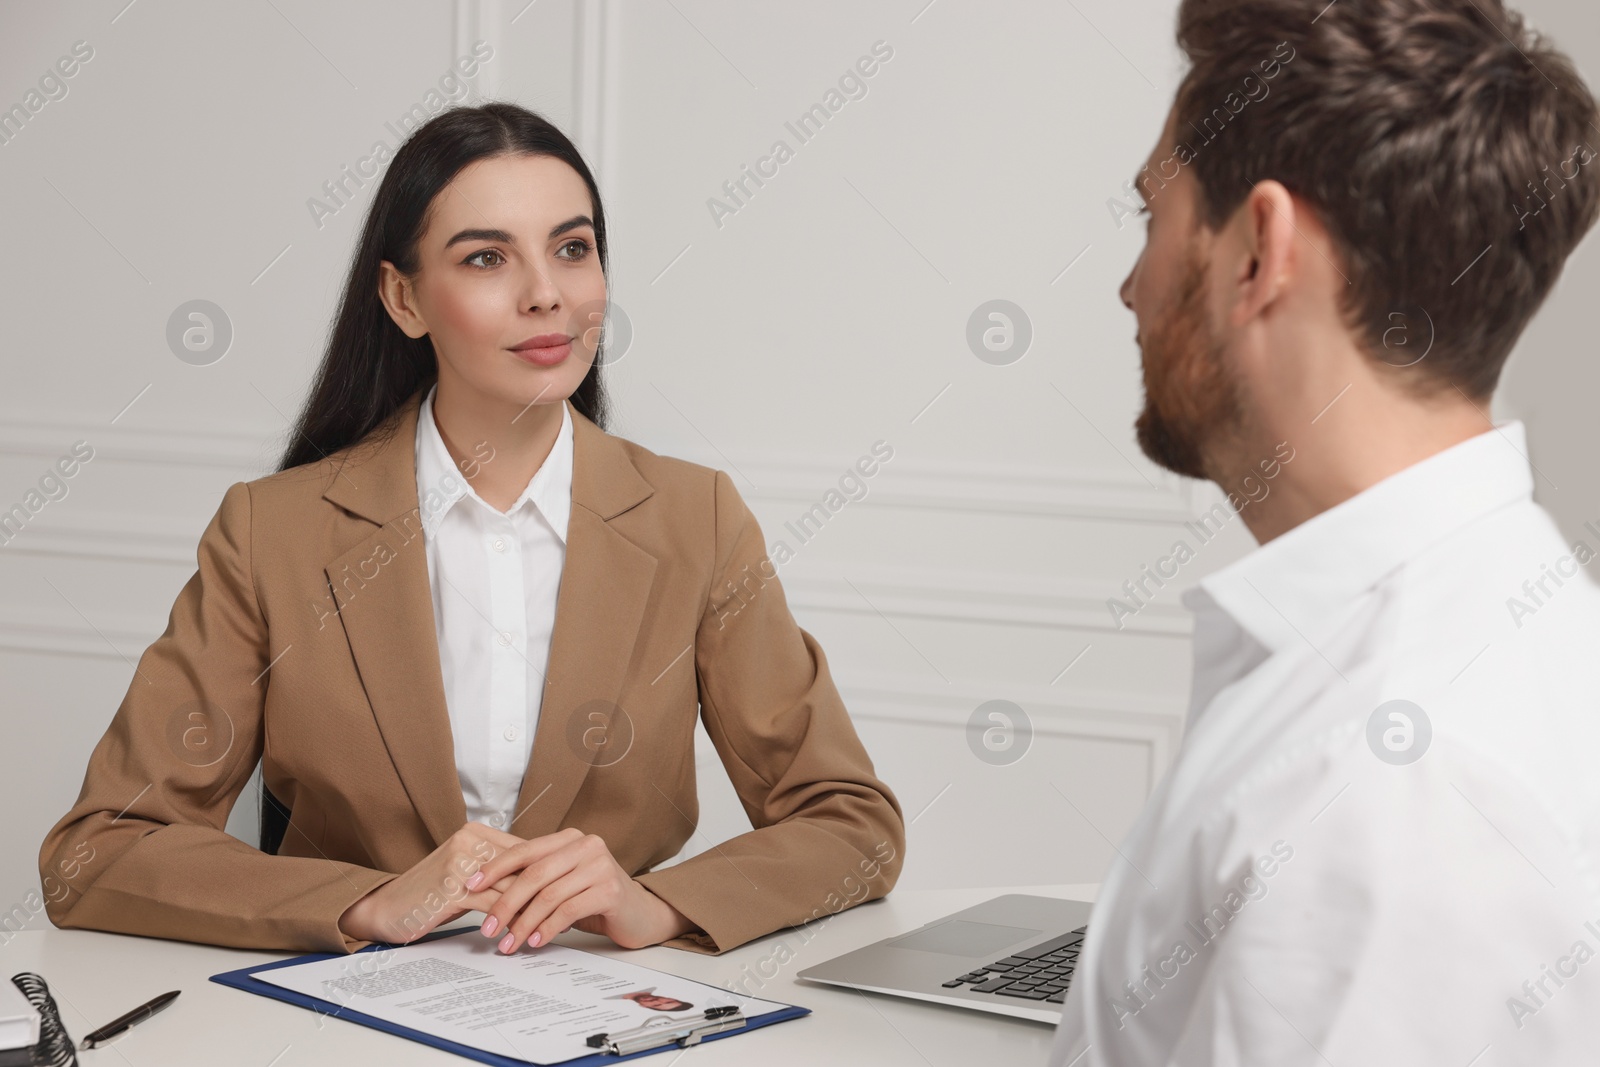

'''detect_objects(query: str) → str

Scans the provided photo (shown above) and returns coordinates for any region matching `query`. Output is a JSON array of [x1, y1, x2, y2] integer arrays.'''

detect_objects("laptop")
[[795, 894, 1092, 1024]]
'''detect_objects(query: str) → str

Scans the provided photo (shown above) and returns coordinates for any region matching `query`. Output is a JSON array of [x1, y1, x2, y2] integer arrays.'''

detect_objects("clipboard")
[[209, 925, 810, 1065]]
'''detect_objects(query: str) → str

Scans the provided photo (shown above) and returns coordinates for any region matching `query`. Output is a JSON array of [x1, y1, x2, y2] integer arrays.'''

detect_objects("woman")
[[38, 103, 904, 958]]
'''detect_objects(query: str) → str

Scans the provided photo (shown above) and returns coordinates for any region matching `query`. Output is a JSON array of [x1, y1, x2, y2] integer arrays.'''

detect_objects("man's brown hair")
[[1164, 0, 1599, 399]]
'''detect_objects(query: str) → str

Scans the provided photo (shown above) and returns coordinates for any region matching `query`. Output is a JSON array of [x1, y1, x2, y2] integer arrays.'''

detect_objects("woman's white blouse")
[[413, 382, 572, 831]]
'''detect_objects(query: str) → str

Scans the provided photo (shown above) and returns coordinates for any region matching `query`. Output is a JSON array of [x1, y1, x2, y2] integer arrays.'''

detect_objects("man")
[[605, 987, 695, 1013], [1050, 0, 1600, 1063]]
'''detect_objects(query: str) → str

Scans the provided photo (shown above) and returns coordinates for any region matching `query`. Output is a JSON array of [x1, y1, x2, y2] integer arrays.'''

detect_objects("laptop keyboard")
[[939, 925, 1087, 1005]]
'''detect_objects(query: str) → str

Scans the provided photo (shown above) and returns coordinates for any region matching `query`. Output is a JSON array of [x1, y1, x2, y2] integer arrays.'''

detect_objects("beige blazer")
[[39, 388, 905, 955]]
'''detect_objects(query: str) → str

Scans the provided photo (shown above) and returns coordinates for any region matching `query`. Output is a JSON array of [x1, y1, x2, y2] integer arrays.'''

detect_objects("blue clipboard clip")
[[586, 1005, 746, 1056]]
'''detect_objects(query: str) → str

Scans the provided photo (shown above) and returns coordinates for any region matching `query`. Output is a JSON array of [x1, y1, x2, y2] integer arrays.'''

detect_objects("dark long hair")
[[260, 102, 612, 854], [276, 102, 612, 474]]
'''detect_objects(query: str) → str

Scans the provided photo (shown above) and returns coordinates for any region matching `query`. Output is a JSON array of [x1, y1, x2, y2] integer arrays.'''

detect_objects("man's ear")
[[1228, 179, 1297, 330], [377, 261, 429, 340]]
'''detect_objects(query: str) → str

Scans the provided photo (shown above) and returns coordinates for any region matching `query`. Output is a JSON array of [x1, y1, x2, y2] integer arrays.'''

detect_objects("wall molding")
[[782, 564, 1191, 635], [714, 450, 1197, 524], [687, 667, 1183, 792], [571, 0, 619, 196], [0, 515, 1196, 636], [0, 412, 1202, 526], [0, 416, 279, 472], [841, 672, 1183, 790], [454, 0, 504, 97], [0, 512, 196, 566], [0, 596, 1184, 792], [456, 0, 614, 190], [0, 604, 156, 663]]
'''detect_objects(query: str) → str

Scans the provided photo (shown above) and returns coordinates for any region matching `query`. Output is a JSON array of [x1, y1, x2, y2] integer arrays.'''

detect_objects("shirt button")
[[498, 631, 512, 646], [489, 812, 505, 827], [503, 726, 519, 741], [492, 538, 506, 552]]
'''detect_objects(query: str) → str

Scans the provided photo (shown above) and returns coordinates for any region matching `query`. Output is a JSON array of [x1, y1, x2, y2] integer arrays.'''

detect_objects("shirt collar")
[[1182, 421, 1535, 656], [414, 381, 574, 543]]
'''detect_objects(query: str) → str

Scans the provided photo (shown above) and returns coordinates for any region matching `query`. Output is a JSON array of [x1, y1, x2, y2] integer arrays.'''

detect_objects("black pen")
[[78, 990, 181, 1050]]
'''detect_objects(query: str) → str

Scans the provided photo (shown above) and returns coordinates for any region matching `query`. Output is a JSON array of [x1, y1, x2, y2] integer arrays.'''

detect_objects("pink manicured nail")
[[466, 872, 484, 890], [481, 916, 498, 937], [529, 932, 541, 948], [499, 932, 516, 953]]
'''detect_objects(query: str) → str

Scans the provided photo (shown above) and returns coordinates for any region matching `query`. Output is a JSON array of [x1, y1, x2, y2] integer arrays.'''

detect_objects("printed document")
[[252, 930, 793, 1064]]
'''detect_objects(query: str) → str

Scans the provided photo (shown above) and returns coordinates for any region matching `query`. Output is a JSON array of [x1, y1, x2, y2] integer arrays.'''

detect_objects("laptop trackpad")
[[886, 920, 1042, 958]]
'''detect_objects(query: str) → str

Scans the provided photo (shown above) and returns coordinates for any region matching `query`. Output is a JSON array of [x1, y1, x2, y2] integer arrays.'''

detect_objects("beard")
[[1132, 247, 1243, 480]]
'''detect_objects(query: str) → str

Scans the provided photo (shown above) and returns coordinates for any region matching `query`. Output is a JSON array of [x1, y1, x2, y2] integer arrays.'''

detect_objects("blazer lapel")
[[509, 407, 657, 840], [322, 390, 464, 849], [320, 387, 657, 851]]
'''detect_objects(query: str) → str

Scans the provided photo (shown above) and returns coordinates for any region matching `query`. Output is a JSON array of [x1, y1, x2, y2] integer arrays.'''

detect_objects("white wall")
[[2, 0, 1595, 935]]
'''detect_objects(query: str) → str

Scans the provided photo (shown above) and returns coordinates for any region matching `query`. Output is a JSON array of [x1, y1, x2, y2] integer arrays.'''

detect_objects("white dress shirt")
[[1051, 421, 1600, 1066], [413, 382, 573, 831]]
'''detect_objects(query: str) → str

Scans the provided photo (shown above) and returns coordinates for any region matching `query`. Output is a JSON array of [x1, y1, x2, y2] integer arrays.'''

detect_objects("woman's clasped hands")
[[338, 822, 695, 954]]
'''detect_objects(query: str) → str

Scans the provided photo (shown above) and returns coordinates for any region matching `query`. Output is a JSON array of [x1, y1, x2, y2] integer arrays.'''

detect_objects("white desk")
[[2, 883, 1095, 1065]]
